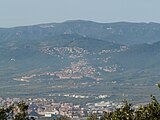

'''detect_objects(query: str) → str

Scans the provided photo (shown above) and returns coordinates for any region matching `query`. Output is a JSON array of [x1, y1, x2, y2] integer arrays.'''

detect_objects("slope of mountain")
[[0, 34, 124, 80], [0, 21, 160, 104], [112, 41, 160, 69]]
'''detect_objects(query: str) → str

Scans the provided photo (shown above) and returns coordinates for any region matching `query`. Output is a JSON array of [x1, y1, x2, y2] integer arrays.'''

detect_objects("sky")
[[0, 0, 160, 27]]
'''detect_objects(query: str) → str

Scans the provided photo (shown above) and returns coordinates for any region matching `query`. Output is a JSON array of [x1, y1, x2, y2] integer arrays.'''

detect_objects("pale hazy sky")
[[0, 0, 160, 27]]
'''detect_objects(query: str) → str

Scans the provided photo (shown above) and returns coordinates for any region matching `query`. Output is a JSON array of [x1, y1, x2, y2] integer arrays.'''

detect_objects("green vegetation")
[[0, 101, 35, 120], [56, 116, 71, 120], [86, 96, 160, 120], [87, 85, 160, 120], [101, 97, 160, 120]]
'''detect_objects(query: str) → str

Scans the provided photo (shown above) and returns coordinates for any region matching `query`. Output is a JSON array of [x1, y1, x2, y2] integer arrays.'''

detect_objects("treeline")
[[87, 96, 160, 120], [88, 84, 160, 120], [0, 101, 35, 120]]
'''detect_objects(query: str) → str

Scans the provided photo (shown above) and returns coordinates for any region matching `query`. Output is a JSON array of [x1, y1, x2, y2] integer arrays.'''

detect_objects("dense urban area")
[[0, 97, 126, 119]]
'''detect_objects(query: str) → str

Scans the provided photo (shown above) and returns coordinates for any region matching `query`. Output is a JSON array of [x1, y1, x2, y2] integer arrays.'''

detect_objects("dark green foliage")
[[0, 101, 34, 120], [87, 113, 98, 120], [56, 116, 71, 120], [14, 101, 29, 120], [97, 96, 160, 120], [0, 105, 14, 120], [0, 108, 7, 120], [134, 95, 160, 120], [158, 83, 160, 89], [100, 100, 134, 120]]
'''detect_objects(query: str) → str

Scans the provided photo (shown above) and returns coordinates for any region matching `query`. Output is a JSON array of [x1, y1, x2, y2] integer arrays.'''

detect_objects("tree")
[[98, 84, 160, 120], [0, 104, 14, 120], [87, 113, 98, 120], [0, 101, 34, 120], [101, 100, 134, 120], [14, 101, 30, 120], [134, 95, 160, 120], [0, 108, 7, 120], [158, 83, 160, 89], [56, 116, 71, 120]]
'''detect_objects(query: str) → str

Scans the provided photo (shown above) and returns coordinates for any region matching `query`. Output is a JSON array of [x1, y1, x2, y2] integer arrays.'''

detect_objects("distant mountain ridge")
[[1, 20, 160, 45]]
